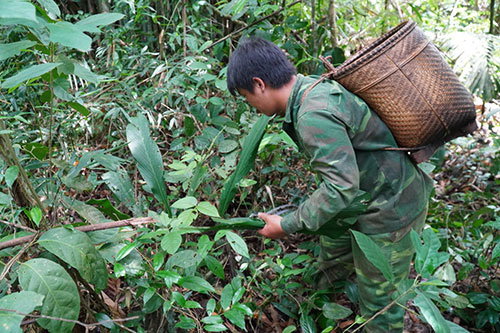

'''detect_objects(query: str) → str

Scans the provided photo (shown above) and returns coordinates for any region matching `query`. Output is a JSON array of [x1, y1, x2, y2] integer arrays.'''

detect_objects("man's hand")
[[257, 212, 287, 239]]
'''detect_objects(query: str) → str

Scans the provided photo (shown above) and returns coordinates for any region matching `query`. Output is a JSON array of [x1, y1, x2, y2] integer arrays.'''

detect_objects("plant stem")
[[48, 42, 56, 224]]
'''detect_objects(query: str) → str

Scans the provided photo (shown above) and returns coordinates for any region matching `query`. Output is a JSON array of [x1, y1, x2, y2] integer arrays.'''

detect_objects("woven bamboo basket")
[[328, 21, 477, 162]]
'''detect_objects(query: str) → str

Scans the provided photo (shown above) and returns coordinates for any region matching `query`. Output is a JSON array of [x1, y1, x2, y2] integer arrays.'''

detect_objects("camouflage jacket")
[[280, 75, 434, 235]]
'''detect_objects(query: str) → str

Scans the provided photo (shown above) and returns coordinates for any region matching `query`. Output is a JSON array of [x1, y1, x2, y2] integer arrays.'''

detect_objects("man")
[[226, 37, 434, 332]]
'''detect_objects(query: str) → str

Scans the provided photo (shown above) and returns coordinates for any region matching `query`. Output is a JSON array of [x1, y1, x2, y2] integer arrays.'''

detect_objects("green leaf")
[[172, 196, 197, 209], [492, 242, 500, 259], [351, 230, 394, 282], [18, 258, 80, 332], [36, 0, 61, 17], [102, 170, 139, 215], [204, 255, 225, 279], [86, 198, 130, 221], [47, 22, 92, 51], [161, 231, 182, 254], [299, 313, 317, 333], [178, 276, 215, 293], [0, 41, 36, 61], [197, 201, 220, 217], [322, 302, 353, 320], [225, 231, 249, 258], [0, 291, 44, 333], [29, 207, 42, 227], [23, 142, 49, 160], [67, 101, 90, 116], [5, 166, 19, 188], [75, 13, 125, 33], [219, 140, 238, 153], [0, 0, 37, 23], [283, 326, 297, 333], [414, 292, 450, 333], [72, 62, 104, 83], [166, 249, 199, 269], [126, 114, 170, 215], [204, 323, 227, 332], [219, 115, 270, 215], [220, 284, 233, 310], [2, 63, 61, 89], [116, 241, 138, 261], [411, 229, 449, 278], [38, 228, 108, 290], [223, 308, 246, 330]]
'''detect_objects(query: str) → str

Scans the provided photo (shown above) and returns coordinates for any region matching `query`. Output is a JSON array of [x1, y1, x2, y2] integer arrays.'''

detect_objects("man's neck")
[[275, 75, 297, 116]]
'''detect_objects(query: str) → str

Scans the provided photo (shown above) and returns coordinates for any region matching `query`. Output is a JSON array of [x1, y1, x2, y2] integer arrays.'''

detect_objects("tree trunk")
[[489, 0, 497, 34], [328, 0, 338, 47], [311, 0, 317, 55]]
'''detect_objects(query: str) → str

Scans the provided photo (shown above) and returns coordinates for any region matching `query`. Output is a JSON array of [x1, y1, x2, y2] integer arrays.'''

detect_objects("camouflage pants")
[[317, 208, 428, 332]]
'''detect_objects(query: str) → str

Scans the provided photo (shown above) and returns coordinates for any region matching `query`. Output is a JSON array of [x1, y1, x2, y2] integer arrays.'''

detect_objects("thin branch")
[[0, 220, 37, 233], [0, 217, 156, 250], [206, 0, 302, 49], [0, 234, 39, 281]]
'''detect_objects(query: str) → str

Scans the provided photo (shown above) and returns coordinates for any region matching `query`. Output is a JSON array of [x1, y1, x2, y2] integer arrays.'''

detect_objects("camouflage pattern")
[[280, 74, 434, 235], [279, 75, 434, 331]]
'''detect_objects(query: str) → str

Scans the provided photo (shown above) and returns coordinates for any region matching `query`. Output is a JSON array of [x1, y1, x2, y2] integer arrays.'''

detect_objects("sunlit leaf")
[[18, 258, 80, 332], [219, 115, 270, 215], [0, 291, 44, 333], [1, 63, 61, 89], [0, 41, 36, 61]]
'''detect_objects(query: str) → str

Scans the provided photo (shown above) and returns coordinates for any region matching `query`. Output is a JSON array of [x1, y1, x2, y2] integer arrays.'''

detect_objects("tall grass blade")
[[218, 115, 270, 215]]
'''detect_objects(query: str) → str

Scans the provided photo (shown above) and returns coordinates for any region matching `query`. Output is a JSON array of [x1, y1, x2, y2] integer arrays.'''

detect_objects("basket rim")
[[332, 20, 417, 79]]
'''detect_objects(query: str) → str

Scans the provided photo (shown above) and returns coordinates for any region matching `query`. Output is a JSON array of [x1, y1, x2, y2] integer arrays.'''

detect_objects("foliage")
[[0, 0, 498, 331]]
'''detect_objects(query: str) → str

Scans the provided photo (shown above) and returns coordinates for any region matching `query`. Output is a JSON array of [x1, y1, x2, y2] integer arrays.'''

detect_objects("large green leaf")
[[75, 13, 125, 33], [1, 62, 61, 89], [225, 231, 249, 258], [18, 258, 80, 332], [36, 0, 60, 17], [352, 230, 394, 282], [38, 228, 108, 290], [102, 170, 140, 215], [414, 292, 450, 333], [0, 41, 36, 61], [0, 0, 37, 23], [322, 302, 353, 320], [219, 115, 270, 215], [126, 114, 170, 215], [0, 291, 44, 333], [47, 22, 92, 52], [411, 229, 450, 278]]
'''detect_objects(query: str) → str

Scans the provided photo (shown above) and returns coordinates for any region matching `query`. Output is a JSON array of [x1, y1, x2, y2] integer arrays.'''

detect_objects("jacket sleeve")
[[280, 109, 360, 234]]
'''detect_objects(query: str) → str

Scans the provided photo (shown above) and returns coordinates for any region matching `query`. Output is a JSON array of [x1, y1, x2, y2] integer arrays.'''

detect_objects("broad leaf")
[[178, 276, 215, 293], [225, 231, 249, 258], [18, 258, 80, 332], [1, 62, 61, 89], [197, 201, 220, 217], [36, 0, 60, 17], [172, 196, 197, 209], [219, 115, 270, 215], [38, 228, 108, 290], [86, 198, 130, 220], [299, 313, 317, 333], [47, 22, 92, 52], [322, 302, 353, 320], [0, 291, 44, 333], [414, 292, 450, 333], [0, 0, 37, 23], [75, 13, 125, 33], [102, 170, 139, 215], [352, 230, 394, 282], [5, 166, 19, 188], [126, 114, 170, 215], [161, 231, 182, 254], [0, 41, 36, 61], [411, 229, 450, 278]]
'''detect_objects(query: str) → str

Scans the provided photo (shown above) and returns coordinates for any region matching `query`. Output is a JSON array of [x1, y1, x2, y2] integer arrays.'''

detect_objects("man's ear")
[[252, 77, 266, 93]]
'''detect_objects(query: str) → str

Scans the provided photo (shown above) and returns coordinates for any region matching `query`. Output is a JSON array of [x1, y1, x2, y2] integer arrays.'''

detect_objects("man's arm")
[[279, 109, 360, 234]]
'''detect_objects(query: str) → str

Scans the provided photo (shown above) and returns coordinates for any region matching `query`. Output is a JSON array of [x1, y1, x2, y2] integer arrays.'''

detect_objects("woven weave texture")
[[331, 21, 477, 151]]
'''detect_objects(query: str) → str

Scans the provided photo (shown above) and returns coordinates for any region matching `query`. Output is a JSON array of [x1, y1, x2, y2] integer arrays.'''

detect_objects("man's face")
[[238, 87, 278, 117]]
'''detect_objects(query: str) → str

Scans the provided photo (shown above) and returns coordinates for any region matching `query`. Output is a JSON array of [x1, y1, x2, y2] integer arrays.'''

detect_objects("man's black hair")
[[227, 37, 296, 96]]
